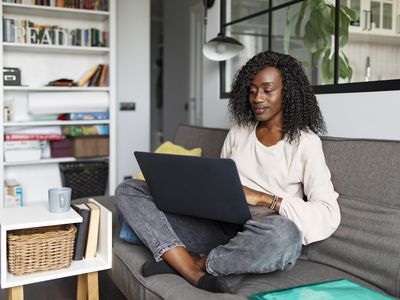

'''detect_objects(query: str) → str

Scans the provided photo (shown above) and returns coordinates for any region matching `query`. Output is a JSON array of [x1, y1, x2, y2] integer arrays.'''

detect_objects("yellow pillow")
[[134, 141, 202, 180]]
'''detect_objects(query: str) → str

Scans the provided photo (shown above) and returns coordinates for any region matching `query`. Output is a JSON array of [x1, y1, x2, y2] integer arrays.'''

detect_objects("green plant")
[[285, 0, 357, 84]]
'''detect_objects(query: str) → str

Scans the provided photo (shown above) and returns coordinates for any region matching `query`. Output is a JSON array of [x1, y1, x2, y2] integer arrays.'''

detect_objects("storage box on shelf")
[[59, 161, 109, 200], [0, 1, 116, 205]]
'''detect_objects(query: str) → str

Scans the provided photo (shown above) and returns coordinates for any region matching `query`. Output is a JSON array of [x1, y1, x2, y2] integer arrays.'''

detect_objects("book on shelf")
[[4, 133, 63, 141], [3, 18, 109, 47], [62, 124, 109, 136], [88, 64, 103, 87], [84, 201, 100, 258], [47, 78, 77, 87], [5, 125, 63, 141], [78, 64, 99, 87], [58, 112, 109, 120], [98, 64, 108, 87], [3, 0, 108, 11], [77, 64, 108, 87], [71, 203, 91, 260], [4, 140, 41, 150]]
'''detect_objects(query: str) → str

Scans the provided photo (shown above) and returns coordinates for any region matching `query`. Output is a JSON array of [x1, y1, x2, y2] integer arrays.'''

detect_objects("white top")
[[221, 124, 340, 245]]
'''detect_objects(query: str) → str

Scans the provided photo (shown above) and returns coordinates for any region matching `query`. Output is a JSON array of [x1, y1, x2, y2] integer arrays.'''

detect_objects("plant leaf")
[[284, 8, 291, 54], [341, 5, 358, 21], [295, 0, 309, 37], [339, 13, 349, 47]]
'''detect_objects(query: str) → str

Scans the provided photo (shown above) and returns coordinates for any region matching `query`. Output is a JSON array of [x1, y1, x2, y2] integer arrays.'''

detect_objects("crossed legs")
[[116, 179, 302, 293]]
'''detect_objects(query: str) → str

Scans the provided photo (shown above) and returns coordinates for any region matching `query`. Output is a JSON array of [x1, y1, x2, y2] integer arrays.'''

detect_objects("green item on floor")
[[249, 279, 394, 300]]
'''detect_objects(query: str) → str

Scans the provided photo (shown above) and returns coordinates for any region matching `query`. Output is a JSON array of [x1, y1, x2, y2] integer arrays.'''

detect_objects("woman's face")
[[248, 66, 283, 125]]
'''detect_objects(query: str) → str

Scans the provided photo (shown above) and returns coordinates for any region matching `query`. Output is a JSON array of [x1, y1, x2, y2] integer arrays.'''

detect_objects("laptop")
[[134, 151, 251, 224]]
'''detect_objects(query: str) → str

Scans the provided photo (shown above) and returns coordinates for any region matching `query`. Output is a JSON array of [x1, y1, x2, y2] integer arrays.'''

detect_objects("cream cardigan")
[[221, 124, 340, 245]]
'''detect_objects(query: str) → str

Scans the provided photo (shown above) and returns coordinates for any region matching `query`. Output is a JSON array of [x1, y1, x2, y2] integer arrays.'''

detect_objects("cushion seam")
[[338, 194, 400, 210]]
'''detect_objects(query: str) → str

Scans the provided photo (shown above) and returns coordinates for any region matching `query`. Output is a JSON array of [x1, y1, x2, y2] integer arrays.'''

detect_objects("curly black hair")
[[229, 51, 326, 142]]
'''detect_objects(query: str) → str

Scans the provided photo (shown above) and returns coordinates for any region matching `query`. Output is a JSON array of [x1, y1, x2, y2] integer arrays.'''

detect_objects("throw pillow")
[[116, 206, 143, 244], [134, 141, 202, 180]]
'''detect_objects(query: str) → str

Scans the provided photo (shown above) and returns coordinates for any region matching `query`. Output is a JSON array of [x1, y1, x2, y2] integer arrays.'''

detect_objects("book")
[[84, 201, 100, 258], [249, 279, 392, 300], [78, 64, 99, 87], [88, 64, 103, 86], [4, 140, 41, 150], [98, 63, 108, 86], [67, 112, 109, 120], [4, 133, 63, 141], [71, 203, 91, 260], [62, 125, 109, 136]]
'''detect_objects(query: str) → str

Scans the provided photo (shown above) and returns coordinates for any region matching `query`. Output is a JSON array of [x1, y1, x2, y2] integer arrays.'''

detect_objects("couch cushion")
[[305, 137, 400, 297], [230, 260, 388, 296], [112, 239, 389, 300], [173, 125, 229, 158]]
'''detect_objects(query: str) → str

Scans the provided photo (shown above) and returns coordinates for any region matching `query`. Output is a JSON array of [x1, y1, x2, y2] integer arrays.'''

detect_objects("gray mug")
[[48, 187, 72, 213]]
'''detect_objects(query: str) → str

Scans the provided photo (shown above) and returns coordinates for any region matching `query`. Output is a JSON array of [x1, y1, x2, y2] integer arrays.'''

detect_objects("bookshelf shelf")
[[4, 156, 109, 166], [2, 2, 109, 21], [4, 120, 110, 127], [3, 42, 110, 54], [3, 86, 110, 92]]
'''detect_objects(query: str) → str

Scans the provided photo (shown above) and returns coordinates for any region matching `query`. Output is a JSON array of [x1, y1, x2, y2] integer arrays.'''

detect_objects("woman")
[[116, 51, 340, 293]]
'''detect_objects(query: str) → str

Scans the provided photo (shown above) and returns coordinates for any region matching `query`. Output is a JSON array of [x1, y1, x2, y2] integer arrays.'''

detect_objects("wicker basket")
[[7, 224, 77, 276]]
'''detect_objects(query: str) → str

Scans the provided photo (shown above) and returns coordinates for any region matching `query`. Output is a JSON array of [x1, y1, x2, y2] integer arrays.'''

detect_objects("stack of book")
[[77, 64, 109, 87], [4, 125, 63, 141], [2, 18, 109, 47], [4, 126, 62, 162], [71, 200, 101, 260]]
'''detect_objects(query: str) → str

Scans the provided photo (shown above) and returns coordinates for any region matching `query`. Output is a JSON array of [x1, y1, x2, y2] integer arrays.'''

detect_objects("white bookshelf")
[[0, 199, 112, 289], [0, 1, 117, 205]]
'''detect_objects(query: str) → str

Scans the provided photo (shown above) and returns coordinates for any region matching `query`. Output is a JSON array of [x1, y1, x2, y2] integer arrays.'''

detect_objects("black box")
[[59, 161, 108, 200], [3, 68, 21, 86]]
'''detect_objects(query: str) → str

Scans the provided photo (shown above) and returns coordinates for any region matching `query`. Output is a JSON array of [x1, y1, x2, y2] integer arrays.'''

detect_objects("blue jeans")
[[115, 179, 302, 276]]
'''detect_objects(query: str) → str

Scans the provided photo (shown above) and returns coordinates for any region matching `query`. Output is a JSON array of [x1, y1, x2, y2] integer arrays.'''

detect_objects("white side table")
[[0, 199, 112, 300]]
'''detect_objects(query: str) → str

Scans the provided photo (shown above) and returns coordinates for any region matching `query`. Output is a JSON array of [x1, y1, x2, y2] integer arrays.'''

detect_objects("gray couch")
[[92, 124, 400, 299]]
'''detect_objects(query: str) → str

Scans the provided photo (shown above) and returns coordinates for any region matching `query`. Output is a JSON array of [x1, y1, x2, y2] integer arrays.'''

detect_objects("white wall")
[[163, 0, 199, 141], [202, 0, 231, 129], [116, 0, 150, 183], [318, 91, 400, 139], [202, 0, 400, 139]]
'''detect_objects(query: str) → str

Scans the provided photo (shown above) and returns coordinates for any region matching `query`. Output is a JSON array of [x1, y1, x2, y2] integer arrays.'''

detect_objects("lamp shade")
[[203, 34, 244, 61]]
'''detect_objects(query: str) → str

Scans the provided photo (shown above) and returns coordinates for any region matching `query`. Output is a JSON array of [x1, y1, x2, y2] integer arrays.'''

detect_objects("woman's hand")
[[243, 186, 268, 206]]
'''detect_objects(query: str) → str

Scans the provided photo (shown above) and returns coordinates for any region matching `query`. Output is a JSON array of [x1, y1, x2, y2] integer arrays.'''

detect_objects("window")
[[220, 0, 400, 97]]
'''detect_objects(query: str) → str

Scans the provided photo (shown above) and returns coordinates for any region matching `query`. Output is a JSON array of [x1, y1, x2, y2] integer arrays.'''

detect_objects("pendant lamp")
[[202, 0, 244, 61], [203, 33, 244, 61]]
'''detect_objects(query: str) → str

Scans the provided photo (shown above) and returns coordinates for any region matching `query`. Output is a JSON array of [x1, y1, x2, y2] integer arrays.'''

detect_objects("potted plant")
[[285, 0, 358, 84]]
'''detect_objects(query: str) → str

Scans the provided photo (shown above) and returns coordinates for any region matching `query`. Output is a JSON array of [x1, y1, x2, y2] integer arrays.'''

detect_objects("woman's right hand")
[[243, 185, 268, 206]]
